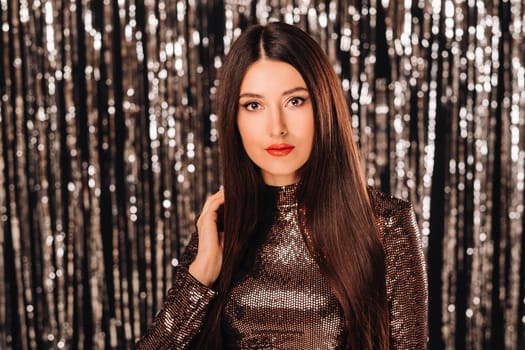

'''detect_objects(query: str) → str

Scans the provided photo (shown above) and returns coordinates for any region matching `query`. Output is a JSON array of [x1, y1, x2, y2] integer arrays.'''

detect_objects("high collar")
[[265, 183, 299, 210]]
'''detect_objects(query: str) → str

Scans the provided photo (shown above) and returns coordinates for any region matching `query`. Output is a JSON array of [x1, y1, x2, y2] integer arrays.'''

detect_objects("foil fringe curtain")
[[0, 0, 524, 349]]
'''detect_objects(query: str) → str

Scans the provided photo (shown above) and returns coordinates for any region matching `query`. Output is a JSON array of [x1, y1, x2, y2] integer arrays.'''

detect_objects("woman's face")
[[237, 59, 314, 186]]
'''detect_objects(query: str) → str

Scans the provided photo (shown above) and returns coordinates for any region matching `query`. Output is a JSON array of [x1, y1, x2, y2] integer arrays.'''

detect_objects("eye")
[[242, 101, 261, 111], [288, 97, 306, 107]]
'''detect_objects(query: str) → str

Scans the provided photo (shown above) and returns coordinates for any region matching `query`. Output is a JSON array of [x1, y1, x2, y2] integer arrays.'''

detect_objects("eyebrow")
[[239, 86, 309, 99]]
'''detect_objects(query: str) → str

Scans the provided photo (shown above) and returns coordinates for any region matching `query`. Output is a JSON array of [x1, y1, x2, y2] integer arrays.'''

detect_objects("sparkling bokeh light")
[[1, 0, 524, 349]]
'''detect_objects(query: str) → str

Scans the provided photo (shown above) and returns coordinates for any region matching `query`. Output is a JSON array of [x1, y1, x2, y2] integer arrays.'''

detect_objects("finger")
[[197, 190, 225, 231], [201, 189, 224, 213]]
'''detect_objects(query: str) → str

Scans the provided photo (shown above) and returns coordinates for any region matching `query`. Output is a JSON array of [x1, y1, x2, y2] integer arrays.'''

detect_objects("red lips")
[[265, 144, 294, 156]]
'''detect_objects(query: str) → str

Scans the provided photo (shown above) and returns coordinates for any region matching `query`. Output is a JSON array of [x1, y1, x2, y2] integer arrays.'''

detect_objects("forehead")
[[239, 59, 307, 94]]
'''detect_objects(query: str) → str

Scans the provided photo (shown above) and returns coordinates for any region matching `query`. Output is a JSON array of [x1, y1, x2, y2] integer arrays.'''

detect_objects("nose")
[[268, 105, 287, 137]]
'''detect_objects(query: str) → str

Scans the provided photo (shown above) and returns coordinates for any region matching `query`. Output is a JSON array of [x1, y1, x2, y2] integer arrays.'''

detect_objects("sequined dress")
[[136, 185, 428, 349]]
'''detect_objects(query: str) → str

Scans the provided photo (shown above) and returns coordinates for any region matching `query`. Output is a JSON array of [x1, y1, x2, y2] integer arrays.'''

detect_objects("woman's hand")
[[188, 189, 225, 287]]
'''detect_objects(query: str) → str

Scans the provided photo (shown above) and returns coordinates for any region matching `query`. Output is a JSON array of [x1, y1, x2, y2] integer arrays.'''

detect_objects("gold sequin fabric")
[[222, 184, 345, 348], [370, 188, 429, 349], [135, 186, 428, 349]]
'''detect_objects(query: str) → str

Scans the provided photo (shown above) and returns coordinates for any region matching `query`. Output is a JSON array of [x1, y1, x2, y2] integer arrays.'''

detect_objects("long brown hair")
[[193, 22, 389, 349]]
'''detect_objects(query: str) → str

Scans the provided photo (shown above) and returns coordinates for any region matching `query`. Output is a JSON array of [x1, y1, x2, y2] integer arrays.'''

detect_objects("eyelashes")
[[240, 96, 309, 111], [242, 101, 262, 111], [288, 96, 306, 107]]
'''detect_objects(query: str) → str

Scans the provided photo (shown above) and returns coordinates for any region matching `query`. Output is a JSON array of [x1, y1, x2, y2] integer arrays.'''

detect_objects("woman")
[[136, 22, 427, 349]]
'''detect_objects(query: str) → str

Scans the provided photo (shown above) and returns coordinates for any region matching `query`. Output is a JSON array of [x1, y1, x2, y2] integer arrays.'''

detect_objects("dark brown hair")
[[193, 22, 389, 349]]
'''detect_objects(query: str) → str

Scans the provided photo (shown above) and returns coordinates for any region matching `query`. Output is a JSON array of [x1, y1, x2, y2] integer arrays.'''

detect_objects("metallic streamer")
[[1, 0, 524, 349]]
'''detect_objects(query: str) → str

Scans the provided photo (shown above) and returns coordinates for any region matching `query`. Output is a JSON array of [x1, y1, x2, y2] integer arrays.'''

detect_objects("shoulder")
[[367, 186, 412, 218], [366, 187, 417, 240], [366, 187, 424, 289]]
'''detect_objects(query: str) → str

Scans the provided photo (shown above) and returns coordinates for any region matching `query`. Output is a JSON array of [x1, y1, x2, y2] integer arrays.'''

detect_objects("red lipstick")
[[265, 144, 294, 156]]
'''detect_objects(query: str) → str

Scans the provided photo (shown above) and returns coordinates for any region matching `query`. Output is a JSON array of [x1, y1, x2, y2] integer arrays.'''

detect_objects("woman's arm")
[[136, 189, 225, 349], [135, 233, 217, 350], [382, 204, 428, 349]]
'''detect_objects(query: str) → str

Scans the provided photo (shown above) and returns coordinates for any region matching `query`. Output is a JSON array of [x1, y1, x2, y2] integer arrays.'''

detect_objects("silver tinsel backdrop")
[[1, 0, 524, 349]]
